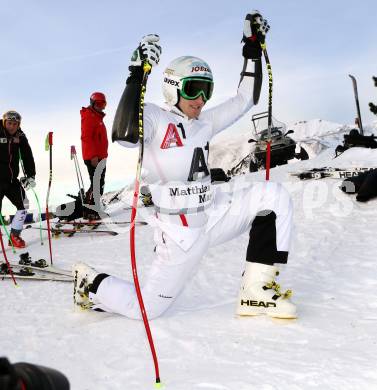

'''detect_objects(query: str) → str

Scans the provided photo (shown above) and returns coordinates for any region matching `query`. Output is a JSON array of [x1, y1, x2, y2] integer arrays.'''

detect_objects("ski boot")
[[236, 262, 297, 319], [72, 263, 99, 310], [9, 233, 26, 249]]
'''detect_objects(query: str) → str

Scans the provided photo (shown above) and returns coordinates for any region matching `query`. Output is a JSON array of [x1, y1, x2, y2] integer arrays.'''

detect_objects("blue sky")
[[1, 0, 376, 214]]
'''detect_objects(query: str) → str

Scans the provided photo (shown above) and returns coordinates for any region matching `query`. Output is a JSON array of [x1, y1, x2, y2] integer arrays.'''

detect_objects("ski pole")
[[45, 132, 53, 265], [130, 60, 162, 388], [0, 228, 18, 285], [70, 146, 86, 206], [31, 189, 43, 245], [349, 74, 364, 135], [18, 150, 44, 245], [0, 214, 16, 254], [261, 43, 273, 181]]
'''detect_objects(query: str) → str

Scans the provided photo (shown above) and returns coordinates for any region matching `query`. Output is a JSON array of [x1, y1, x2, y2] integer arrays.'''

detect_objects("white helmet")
[[162, 56, 213, 106]]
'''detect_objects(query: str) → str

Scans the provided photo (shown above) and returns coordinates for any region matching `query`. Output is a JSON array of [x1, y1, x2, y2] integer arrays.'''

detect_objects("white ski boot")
[[236, 262, 297, 319], [72, 262, 98, 310]]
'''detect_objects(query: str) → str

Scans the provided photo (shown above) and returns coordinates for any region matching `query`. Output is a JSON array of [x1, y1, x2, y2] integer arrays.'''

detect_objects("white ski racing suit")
[[90, 66, 293, 319]]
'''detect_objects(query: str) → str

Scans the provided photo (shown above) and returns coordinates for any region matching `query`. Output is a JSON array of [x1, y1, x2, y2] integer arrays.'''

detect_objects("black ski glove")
[[242, 11, 270, 59], [370, 102, 377, 115]]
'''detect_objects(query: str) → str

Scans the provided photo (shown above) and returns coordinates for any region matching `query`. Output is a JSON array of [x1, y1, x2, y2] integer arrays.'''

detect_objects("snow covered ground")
[[1, 121, 377, 390]]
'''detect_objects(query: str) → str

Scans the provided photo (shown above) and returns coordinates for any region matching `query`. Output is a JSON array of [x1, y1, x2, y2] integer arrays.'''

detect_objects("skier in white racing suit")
[[73, 11, 297, 319]]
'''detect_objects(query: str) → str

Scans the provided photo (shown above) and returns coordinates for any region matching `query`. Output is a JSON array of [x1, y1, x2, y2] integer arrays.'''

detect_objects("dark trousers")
[[246, 211, 289, 265], [84, 159, 106, 206], [0, 180, 27, 213]]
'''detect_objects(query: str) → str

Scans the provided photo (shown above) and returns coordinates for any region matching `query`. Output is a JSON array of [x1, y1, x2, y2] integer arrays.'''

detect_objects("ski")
[[8, 257, 71, 277], [0, 272, 72, 282], [55, 220, 147, 228], [349, 74, 364, 135], [25, 226, 118, 237], [0, 264, 72, 282], [50, 227, 118, 237], [290, 167, 376, 180]]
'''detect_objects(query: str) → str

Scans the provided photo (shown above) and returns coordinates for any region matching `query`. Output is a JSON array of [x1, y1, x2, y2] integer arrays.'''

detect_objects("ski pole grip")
[[49, 132, 53, 146], [70, 145, 76, 160]]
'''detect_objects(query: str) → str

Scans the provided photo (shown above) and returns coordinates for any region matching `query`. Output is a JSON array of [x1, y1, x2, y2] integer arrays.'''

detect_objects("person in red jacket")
[[80, 92, 108, 219]]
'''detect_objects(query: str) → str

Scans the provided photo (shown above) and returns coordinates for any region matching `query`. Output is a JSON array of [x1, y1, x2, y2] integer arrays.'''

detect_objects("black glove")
[[242, 10, 270, 59], [370, 102, 377, 115]]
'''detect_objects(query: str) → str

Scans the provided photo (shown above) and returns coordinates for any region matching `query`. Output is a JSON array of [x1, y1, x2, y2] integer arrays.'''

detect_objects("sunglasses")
[[180, 77, 214, 102]]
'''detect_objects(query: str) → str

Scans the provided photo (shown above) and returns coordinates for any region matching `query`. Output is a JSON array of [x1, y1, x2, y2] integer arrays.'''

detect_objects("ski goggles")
[[3, 111, 21, 122], [180, 77, 214, 102]]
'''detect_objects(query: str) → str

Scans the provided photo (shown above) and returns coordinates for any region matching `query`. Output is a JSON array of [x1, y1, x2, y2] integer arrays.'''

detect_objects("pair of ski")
[[25, 219, 148, 237], [290, 75, 371, 180], [290, 167, 376, 180], [0, 259, 72, 282]]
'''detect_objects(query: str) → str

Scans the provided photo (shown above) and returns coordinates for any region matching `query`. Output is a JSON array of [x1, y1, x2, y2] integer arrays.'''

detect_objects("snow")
[[1, 121, 377, 390]]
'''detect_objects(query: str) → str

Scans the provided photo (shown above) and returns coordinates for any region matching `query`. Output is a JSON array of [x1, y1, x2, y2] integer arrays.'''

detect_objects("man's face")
[[4, 120, 19, 135], [177, 95, 206, 119]]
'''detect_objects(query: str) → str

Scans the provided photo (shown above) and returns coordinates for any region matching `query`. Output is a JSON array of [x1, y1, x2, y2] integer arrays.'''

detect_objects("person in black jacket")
[[0, 111, 36, 248]]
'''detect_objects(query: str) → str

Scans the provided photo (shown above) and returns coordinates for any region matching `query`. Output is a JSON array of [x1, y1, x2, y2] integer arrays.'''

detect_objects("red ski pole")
[[0, 229, 18, 285], [45, 132, 53, 265], [265, 140, 271, 180], [130, 61, 162, 388]]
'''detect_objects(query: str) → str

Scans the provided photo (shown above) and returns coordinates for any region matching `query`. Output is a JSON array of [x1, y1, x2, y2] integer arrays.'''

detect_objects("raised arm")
[[111, 34, 161, 147], [202, 11, 270, 135]]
